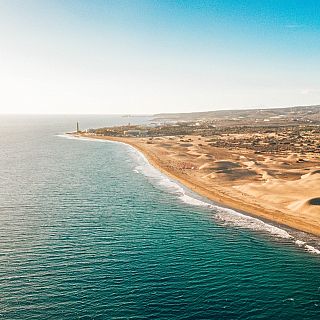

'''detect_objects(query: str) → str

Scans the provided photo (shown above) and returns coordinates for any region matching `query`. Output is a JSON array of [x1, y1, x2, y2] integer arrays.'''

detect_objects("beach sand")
[[77, 133, 320, 236]]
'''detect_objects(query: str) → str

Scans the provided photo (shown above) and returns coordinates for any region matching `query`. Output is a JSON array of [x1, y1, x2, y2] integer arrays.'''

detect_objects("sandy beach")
[[76, 133, 320, 237]]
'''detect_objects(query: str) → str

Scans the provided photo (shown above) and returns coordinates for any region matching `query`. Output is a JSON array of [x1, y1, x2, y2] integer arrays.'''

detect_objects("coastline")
[[74, 133, 320, 237]]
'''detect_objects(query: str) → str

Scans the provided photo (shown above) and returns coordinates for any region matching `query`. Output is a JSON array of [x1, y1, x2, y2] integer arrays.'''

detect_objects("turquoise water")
[[0, 115, 319, 319]]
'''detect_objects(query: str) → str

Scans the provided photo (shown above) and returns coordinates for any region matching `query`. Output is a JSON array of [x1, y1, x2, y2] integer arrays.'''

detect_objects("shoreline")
[[73, 133, 320, 237]]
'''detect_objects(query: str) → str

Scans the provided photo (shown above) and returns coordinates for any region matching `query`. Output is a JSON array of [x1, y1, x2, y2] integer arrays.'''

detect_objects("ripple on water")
[[0, 127, 319, 320]]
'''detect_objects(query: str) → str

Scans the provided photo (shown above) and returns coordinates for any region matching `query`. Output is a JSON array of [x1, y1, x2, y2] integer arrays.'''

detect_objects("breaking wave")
[[126, 144, 320, 254]]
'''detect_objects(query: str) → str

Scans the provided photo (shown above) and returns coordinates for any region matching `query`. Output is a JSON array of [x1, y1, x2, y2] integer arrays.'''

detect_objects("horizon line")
[[0, 103, 319, 116]]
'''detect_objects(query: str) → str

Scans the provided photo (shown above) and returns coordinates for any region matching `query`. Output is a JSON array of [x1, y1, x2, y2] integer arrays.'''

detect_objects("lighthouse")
[[76, 121, 79, 132]]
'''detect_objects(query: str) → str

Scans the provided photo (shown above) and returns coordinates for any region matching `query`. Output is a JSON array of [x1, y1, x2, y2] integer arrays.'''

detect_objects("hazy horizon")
[[0, 102, 319, 116], [1, 0, 320, 114]]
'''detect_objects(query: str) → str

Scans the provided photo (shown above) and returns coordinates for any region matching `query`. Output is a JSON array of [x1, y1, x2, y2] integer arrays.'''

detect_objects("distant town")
[[79, 105, 320, 156]]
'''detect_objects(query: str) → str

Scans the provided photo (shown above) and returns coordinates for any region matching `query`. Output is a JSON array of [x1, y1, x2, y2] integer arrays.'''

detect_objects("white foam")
[[56, 134, 110, 143], [180, 194, 213, 208], [294, 240, 320, 254], [295, 240, 306, 247], [213, 206, 293, 239], [305, 245, 320, 255], [283, 298, 295, 302]]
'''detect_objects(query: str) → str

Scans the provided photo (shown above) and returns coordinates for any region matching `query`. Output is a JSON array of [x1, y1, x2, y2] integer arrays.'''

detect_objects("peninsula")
[[73, 105, 320, 236]]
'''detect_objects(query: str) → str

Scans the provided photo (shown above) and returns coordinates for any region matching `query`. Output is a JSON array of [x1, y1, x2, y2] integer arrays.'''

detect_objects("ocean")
[[0, 115, 319, 319]]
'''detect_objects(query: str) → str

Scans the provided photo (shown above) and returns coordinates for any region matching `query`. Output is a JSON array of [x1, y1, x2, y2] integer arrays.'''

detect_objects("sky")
[[0, 0, 320, 114]]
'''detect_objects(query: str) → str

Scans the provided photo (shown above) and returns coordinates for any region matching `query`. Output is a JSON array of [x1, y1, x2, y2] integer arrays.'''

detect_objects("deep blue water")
[[0, 115, 319, 319]]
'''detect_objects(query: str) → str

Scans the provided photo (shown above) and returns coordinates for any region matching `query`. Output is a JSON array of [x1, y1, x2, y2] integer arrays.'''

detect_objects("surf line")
[[63, 133, 320, 255]]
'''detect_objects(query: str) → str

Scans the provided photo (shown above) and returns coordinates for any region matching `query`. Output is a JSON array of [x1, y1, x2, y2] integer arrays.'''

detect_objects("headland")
[[71, 105, 320, 236]]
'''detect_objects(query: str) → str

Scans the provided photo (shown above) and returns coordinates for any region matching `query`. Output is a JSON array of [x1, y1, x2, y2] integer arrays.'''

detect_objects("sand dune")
[[236, 171, 320, 224], [289, 198, 320, 217]]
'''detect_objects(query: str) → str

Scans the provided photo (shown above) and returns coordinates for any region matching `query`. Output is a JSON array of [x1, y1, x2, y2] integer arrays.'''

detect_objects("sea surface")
[[0, 115, 319, 320]]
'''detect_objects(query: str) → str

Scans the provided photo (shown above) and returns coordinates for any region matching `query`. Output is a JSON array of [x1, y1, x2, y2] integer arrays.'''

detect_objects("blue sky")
[[0, 0, 319, 114]]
